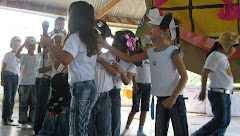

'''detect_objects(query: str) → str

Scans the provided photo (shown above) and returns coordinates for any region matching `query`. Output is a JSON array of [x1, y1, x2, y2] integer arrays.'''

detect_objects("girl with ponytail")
[[101, 12, 188, 136]]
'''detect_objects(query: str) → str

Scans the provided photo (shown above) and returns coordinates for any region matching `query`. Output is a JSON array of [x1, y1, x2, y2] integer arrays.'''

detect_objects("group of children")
[[1, 1, 239, 136]]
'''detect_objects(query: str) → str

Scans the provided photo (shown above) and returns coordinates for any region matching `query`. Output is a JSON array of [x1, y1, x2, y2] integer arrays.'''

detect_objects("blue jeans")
[[132, 83, 151, 112], [88, 92, 112, 136], [18, 85, 37, 124], [69, 80, 98, 136], [109, 88, 121, 136], [155, 95, 188, 136], [38, 101, 70, 136], [34, 78, 51, 134], [35, 78, 42, 109], [193, 91, 231, 136], [2, 71, 19, 120]]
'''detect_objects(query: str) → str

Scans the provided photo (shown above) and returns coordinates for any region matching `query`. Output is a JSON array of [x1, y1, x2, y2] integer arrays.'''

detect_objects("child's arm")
[[102, 41, 148, 63], [15, 44, 26, 59], [40, 36, 73, 66], [198, 68, 211, 101], [162, 51, 188, 110], [97, 56, 118, 77], [112, 62, 134, 85], [1, 62, 7, 86], [132, 75, 139, 93], [38, 66, 52, 73], [60, 66, 68, 76]]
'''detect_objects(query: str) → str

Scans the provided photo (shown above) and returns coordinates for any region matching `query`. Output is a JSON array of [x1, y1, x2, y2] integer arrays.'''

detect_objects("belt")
[[98, 92, 109, 97], [113, 86, 121, 89], [210, 88, 233, 94], [5, 71, 18, 76], [43, 74, 51, 80]]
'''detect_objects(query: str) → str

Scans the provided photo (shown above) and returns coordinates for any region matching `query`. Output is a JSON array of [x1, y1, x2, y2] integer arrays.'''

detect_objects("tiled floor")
[[0, 104, 240, 136]]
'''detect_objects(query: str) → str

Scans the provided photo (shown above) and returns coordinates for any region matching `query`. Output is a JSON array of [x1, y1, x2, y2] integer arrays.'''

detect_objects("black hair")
[[54, 17, 65, 27], [65, 1, 98, 57], [112, 30, 135, 52], [37, 43, 41, 53], [159, 13, 180, 51], [207, 42, 223, 57]]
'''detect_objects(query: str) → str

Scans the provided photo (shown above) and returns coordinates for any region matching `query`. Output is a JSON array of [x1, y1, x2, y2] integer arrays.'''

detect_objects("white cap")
[[147, 16, 164, 27]]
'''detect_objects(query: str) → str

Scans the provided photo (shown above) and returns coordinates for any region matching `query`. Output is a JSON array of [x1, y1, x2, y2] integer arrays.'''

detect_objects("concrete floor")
[[0, 103, 240, 136]]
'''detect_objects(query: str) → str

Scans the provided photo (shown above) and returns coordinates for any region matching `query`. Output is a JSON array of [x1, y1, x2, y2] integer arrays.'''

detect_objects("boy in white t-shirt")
[[193, 32, 239, 136], [88, 20, 118, 136], [15, 36, 37, 129], [1, 36, 21, 125]]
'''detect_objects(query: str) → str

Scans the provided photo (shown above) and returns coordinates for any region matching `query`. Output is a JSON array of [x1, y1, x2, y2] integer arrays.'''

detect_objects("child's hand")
[[40, 35, 52, 48], [1, 80, 5, 86], [97, 55, 102, 62], [132, 83, 139, 93], [62, 69, 68, 76], [162, 96, 176, 110], [112, 62, 124, 74], [198, 90, 206, 101]]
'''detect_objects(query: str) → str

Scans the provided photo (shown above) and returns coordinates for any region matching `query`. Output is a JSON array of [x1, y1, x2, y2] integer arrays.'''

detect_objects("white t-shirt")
[[19, 54, 37, 85], [63, 33, 97, 85], [111, 53, 136, 87], [204, 51, 234, 90], [2, 52, 20, 74], [147, 45, 183, 97], [94, 52, 114, 93], [38, 53, 52, 77], [135, 59, 151, 83], [52, 64, 64, 77], [35, 53, 43, 78]]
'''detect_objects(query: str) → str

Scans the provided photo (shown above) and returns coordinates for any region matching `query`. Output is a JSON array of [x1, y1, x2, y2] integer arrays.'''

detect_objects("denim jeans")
[[69, 80, 98, 136], [35, 78, 42, 108], [88, 92, 112, 136], [38, 101, 70, 136], [155, 95, 188, 136], [34, 78, 51, 134], [109, 88, 121, 136], [193, 91, 231, 136], [18, 85, 37, 124], [132, 83, 151, 112], [2, 71, 19, 120]]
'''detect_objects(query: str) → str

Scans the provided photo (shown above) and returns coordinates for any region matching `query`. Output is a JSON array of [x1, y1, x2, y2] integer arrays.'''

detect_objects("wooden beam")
[[101, 16, 140, 26], [145, 0, 152, 10], [95, 0, 122, 19]]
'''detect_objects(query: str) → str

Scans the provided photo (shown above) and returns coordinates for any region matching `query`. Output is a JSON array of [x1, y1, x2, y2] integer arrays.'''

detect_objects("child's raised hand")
[[162, 96, 176, 110], [40, 35, 52, 48]]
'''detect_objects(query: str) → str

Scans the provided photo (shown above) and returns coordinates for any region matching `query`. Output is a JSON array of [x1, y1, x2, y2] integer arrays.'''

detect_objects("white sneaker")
[[137, 131, 146, 136], [121, 129, 129, 136], [21, 124, 32, 129]]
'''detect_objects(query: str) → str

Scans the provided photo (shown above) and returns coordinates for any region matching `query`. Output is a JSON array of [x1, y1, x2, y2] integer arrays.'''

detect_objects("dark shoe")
[[3, 119, 9, 125], [8, 119, 13, 122]]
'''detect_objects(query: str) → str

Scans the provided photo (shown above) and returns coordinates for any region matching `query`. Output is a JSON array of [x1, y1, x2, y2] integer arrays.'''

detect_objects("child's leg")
[[10, 75, 19, 118], [35, 78, 51, 134], [18, 85, 31, 124], [109, 88, 121, 136], [54, 101, 70, 136], [169, 95, 188, 136], [193, 91, 230, 136], [96, 93, 112, 136], [29, 85, 37, 124], [216, 95, 231, 135], [34, 78, 42, 131], [69, 80, 98, 136], [139, 83, 151, 128], [2, 74, 13, 120], [155, 97, 170, 136], [38, 112, 57, 136], [87, 99, 98, 136]]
